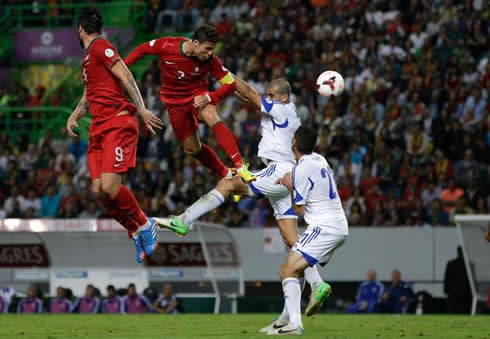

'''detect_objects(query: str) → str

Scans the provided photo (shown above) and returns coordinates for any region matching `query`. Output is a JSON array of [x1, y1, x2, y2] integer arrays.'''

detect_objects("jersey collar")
[[86, 36, 103, 51]]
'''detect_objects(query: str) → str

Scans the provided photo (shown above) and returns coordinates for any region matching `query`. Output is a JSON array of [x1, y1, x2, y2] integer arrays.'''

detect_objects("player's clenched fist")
[[139, 108, 164, 135], [66, 115, 79, 138]]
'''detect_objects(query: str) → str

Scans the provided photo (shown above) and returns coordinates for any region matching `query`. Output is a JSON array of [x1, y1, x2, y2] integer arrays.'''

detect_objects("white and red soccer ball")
[[316, 70, 344, 97]]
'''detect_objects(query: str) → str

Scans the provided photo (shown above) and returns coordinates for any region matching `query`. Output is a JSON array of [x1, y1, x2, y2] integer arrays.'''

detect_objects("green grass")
[[0, 314, 487, 339]]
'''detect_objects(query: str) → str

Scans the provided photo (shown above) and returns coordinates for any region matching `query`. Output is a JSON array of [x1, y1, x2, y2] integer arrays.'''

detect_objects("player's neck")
[[181, 40, 194, 57], [83, 34, 101, 49], [294, 151, 305, 163]]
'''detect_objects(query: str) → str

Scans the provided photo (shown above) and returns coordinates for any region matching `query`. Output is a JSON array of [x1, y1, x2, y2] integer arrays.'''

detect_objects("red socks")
[[102, 185, 147, 237], [211, 122, 242, 168], [197, 144, 229, 178]]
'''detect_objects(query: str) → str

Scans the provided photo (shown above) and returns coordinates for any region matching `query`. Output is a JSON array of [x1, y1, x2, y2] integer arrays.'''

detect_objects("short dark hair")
[[77, 7, 103, 35], [192, 24, 218, 44], [107, 285, 115, 291], [294, 126, 317, 154], [128, 283, 136, 289]]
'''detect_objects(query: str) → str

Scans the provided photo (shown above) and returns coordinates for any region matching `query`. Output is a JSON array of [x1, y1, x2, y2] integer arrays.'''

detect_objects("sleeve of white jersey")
[[260, 96, 289, 124], [292, 164, 310, 206]]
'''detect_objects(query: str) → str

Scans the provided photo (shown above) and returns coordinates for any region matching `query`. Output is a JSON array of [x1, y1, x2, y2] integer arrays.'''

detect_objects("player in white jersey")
[[266, 126, 348, 335], [156, 77, 326, 320]]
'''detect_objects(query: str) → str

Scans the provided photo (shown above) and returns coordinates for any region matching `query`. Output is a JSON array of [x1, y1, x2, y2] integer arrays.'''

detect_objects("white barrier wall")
[[0, 223, 460, 296]]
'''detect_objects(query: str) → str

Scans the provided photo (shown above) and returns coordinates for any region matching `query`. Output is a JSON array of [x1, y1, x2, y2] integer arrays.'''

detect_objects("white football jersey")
[[258, 96, 301, 166], [292, 152, 348, 235]]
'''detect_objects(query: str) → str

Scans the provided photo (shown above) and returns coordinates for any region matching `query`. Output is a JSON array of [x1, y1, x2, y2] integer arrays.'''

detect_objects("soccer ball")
[[316, 70, 344, 97]]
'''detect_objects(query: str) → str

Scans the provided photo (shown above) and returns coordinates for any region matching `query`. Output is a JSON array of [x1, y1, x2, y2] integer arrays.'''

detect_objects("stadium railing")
[[0, 106, 90, 141]]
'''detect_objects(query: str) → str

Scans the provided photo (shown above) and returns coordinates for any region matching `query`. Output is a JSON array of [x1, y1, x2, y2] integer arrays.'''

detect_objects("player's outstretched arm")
[[231, 74, 261, 110], [111, 61, 164, 135], [123, 40, 159, 67], [66, 88, 88, 138], [194, 57, 239, 109]]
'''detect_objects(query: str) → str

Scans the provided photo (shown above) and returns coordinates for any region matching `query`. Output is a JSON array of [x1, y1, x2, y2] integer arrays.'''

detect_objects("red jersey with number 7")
[[124, 37, 230, 105], [82, 37, 136, 130]]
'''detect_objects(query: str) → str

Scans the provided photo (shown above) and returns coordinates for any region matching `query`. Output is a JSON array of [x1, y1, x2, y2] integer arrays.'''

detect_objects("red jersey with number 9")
[[82, 37, 136, 131], [124, 36, 229, 105]]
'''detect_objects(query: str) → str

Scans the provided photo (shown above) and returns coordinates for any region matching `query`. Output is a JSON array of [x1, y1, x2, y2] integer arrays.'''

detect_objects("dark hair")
[[294, 126, 317, 154], [107, 285, 115, 291], [192, 24, 218, 44], [128, 283, 136, 289], [77, 7, 103, 35]]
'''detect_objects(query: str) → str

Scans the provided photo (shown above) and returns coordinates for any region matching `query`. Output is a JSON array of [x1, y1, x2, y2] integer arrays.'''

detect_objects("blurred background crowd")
[[0, 0, 489, 227]]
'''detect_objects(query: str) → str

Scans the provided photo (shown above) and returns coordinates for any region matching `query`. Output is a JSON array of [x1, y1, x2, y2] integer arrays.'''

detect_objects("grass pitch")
[[0, 314, 487, 339]]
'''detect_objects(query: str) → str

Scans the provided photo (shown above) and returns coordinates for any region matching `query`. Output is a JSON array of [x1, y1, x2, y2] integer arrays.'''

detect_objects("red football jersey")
[[124, 37, 229, 105], [82, 37, 135, 129]]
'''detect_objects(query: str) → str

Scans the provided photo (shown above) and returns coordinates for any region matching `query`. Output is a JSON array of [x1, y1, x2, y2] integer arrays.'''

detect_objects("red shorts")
[[166, 101, 200, 141], [87, 114, 139, 180]]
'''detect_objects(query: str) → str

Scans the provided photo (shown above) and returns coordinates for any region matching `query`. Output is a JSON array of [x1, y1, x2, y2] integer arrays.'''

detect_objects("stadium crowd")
[[0, 0, 489, 227]]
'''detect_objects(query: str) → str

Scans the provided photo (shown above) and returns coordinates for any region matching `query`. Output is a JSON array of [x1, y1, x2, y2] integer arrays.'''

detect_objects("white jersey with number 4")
[[258, 96, 301, 165], [292, 152, 348, 235]]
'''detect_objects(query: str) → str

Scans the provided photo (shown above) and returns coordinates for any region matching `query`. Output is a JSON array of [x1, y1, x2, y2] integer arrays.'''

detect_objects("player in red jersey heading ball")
[[124, 25, 255, 183], [66, 8, 189, 264]]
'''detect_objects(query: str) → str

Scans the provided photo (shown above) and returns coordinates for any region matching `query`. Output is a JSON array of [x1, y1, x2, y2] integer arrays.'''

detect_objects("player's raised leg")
[[182, 130, 231, 179], [199, 104, 255, 183], [155, 175, 248, 231]]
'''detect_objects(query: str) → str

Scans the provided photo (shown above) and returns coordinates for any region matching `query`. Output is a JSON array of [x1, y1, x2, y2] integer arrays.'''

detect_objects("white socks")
[[282, 278, 303, 328], [278, 277, 304, 325], [181, 189, 225, 224], [304, 266, 323, 290]]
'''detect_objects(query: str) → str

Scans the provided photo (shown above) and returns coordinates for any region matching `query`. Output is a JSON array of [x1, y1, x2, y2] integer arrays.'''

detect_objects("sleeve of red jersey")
[[91, 39, 122, 70], [208, 56, 237, 105], [124, 38, 167, 67]]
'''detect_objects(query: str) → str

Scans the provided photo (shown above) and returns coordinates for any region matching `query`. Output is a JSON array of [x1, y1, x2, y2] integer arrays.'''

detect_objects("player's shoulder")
[[90, 38, 117, 56], [92, 37, 114, 50]]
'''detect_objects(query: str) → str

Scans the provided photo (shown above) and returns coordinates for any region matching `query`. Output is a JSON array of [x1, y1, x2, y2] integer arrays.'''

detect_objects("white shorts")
[[248, 161, 297, 220], [293, 224, 347, 267]]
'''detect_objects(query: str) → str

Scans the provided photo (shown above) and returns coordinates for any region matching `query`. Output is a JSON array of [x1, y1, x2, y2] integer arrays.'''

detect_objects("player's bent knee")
[[279, 262, 296, 280], [183, 144, 202, 156], [216, 179, 233, 195], [91, 182, 101, 196], [99, 179, 120, 199]]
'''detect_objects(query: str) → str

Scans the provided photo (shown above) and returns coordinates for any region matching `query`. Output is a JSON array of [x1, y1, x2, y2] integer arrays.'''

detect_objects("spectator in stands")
[[68, 138, 87, 163], [376, 270, 414, 314], [426, 199, 450, 226], [0, 294, 8, 313], [40, 185, 61, 218], [444, 246, 472, 314], [101, 285, 122, 314], [71, 284, 100, 314], [347, 269, 384, 314], [48, 287, 72, 314], [17, 285, 42, 314], [439, 178, 464, 215], [152, 283, 179, 314], [122, 283, 152, 314]]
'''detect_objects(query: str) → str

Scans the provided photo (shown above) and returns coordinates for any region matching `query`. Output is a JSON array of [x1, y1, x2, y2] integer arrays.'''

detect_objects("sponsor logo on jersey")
[[195, 66, 199, 72], [165, 61, 176, 65], [105, 48, 115, 57], [149, 39, 156, 47]]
